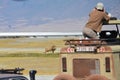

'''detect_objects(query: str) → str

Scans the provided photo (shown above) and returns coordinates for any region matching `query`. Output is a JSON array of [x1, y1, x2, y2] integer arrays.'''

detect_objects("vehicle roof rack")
[[64, 38, 120, 46]]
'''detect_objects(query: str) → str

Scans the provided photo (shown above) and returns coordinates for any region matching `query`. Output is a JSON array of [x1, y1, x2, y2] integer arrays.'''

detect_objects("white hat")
[[96, 2, 104, 10]]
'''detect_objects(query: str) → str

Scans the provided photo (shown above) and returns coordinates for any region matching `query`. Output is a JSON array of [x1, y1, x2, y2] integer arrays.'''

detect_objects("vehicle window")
[[73, 59, 100, 78]]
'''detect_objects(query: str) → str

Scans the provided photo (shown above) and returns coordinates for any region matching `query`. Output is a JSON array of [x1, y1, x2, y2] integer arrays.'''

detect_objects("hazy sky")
[[0, 0, 120, 32]]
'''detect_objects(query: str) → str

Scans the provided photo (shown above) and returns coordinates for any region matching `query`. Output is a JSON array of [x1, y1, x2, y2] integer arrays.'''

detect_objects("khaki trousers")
[[83, 27, 99, 39]]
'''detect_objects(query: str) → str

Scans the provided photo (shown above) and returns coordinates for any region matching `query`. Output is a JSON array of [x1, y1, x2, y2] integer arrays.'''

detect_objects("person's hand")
[[108, 13, 112, 17]]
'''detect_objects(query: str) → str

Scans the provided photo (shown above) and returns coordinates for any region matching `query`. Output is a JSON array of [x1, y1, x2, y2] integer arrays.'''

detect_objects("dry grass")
[[0, 57, 60, 75], [0, 38, 64, 75], [0, 38, 65, 48], [0, 37, 119, 76]]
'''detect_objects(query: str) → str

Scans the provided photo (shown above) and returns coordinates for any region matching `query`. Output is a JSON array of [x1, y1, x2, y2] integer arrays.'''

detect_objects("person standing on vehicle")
[[83, 2, 111, 39]]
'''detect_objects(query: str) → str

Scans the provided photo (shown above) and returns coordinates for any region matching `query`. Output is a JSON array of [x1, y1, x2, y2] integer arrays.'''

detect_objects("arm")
[[103, 12, 110, 21]]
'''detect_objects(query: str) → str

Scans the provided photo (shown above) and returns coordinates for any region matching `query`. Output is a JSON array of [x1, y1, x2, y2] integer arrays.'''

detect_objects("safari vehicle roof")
[[104, 18, 120, 37], [106, 20, 120, 25]]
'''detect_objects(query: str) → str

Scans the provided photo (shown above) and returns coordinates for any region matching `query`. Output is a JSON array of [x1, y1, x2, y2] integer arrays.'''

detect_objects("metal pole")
[[116, 24, 120, 38]]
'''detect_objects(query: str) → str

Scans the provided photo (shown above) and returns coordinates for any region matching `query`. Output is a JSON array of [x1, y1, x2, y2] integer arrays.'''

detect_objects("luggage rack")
[[63, 38, 119, 53], [64, 38, 120, 46], [0, 68, 24, 74]]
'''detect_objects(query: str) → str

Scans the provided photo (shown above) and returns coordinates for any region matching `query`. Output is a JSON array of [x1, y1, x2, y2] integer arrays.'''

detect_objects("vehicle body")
[[0, 74, 28, 80], [60, 53, 120, 80], [0, 68, 36, 80], [59, 19, 120, 80]]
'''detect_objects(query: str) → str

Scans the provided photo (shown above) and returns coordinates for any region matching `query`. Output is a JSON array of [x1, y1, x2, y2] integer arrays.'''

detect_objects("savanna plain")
[[0, 37, 119, 76], [0, 37, 65, 75]]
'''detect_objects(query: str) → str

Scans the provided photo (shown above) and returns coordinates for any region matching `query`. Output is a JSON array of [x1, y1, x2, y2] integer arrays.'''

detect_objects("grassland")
[[0, 37, 119, 76], [0, 56, 59, 75], [0, 37, 65, 75], [0, 38, 65, 48]]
